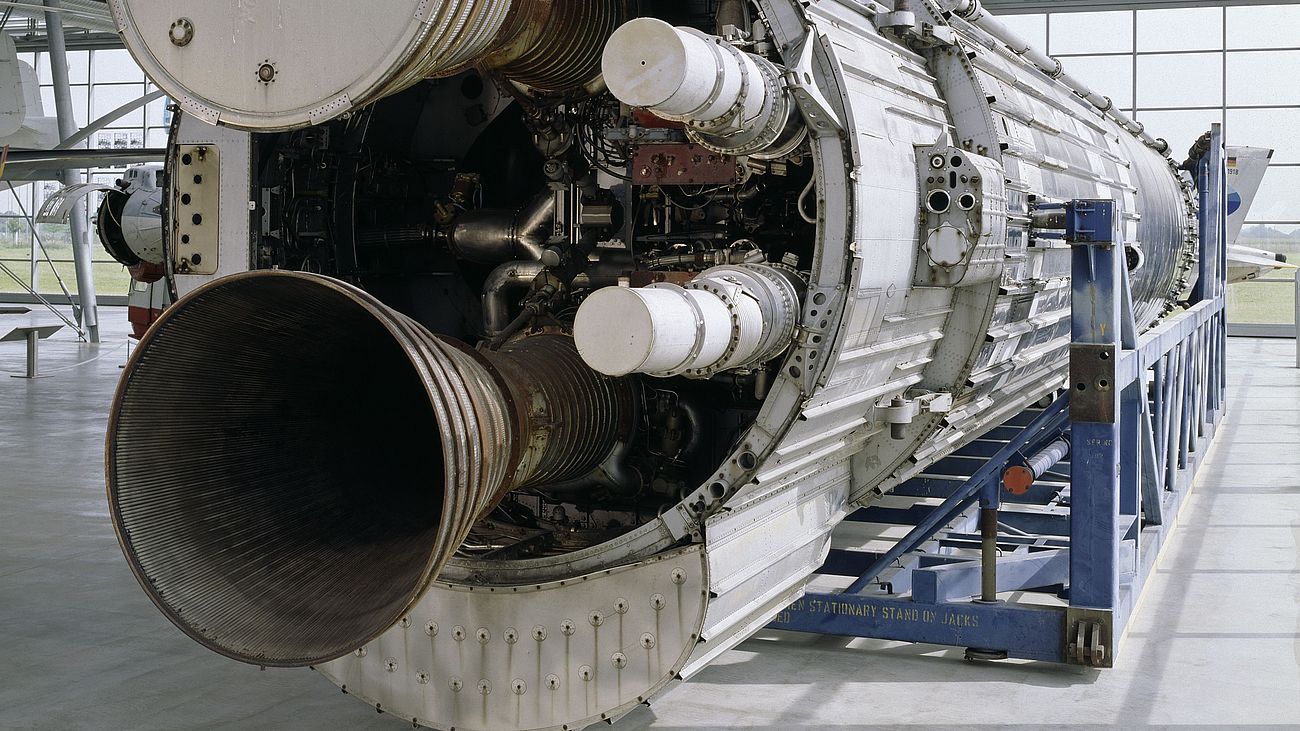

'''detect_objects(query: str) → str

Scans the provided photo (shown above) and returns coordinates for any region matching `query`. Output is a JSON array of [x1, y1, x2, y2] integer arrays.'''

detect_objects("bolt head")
[[169, 18, 194, 47]]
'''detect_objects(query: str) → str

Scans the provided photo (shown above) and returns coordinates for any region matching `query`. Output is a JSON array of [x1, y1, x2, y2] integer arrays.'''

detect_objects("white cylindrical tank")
[[575, 264, 803, 378], [602, 18, 804, 157], [603, 18, 765, 128], [576, 286, 733, 376]]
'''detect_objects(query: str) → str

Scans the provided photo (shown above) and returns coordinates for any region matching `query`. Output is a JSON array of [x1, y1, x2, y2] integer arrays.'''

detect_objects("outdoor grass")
[[2, 233, 1296, 325]]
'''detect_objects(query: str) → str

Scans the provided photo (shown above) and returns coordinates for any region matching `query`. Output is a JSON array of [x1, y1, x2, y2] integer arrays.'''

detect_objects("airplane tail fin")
[[1226, 146, 1273, 245]]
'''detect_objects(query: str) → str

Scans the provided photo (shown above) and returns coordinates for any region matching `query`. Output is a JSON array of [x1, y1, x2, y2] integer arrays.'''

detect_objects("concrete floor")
[[2, 309, 1297, 730]]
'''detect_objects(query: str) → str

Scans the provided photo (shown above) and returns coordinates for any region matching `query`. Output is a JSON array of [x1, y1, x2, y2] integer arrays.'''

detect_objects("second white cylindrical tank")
[[574, 264, 802, 378]]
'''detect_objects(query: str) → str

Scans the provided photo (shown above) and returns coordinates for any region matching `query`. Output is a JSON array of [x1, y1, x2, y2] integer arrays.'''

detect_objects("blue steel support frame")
[[770, 125, 1229, 667]]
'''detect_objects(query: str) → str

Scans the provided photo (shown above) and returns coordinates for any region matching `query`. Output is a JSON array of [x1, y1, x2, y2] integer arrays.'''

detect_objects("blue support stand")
[[769, 125, 1229, 666]]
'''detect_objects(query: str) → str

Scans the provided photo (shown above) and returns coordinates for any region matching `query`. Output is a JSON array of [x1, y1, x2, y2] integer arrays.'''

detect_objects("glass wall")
[[4, 9, 1299, 321], [0, 47, 169, 302], [1000, 5, 1300, 333]]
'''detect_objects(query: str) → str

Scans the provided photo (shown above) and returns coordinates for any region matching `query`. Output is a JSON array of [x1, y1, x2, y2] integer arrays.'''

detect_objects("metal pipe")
[[24, 329, 37, 378], [1001, 436, 1071, 496], [43, 0, 98, 343], [451, 193, 555, 265], [979, 507, 998, 603], [590, 436, 638, 493], [482, 252, 629, 336], [715, 0, 747, 36], [1295, 267, 1299, 369], [483, 261, 546, 336], [106, 271, 634, 668]]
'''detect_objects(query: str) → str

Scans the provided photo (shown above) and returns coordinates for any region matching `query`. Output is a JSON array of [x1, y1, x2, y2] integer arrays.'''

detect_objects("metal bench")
[[2, 323, 65, 379]]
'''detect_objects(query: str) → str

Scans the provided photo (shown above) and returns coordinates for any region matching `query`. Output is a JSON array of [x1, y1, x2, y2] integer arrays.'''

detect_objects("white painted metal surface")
[[603, 19, 766, 129], [576, 285, 734, 376], [169, 117, 251, 298], [575, 264, 800, 378], [318, 547, 709, 731], [107, 0, 509, 130], [603, 18, 803, 157]]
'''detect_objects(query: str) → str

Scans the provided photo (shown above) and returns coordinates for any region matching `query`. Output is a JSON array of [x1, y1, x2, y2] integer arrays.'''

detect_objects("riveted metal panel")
[[318, 547, 708, 731]]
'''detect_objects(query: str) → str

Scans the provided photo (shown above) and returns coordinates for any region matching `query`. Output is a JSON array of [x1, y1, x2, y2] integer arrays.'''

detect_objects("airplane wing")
[[1228, 243, 1295, 284], [0, 148, 167, 182], [1225, 146, 1273, 246], [35, 181, 121, 224]]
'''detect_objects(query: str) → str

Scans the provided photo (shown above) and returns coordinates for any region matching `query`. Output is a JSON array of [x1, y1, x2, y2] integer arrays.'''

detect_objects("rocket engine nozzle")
[[109, 0, 630, 131], [106, 272, 632, 667]]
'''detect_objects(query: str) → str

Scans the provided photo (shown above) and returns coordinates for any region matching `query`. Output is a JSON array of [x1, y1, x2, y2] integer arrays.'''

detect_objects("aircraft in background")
[[1224, 146, 1295, 283], [0, 31, 166, 336], [0, 34, 163, 180]]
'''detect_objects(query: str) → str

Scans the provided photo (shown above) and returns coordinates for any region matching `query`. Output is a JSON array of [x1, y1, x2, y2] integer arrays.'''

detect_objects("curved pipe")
[[678, 397, 706, 461], [482, 252, 631, 336], [483, 261, 547, 336], [451, 193, 555, 264]]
